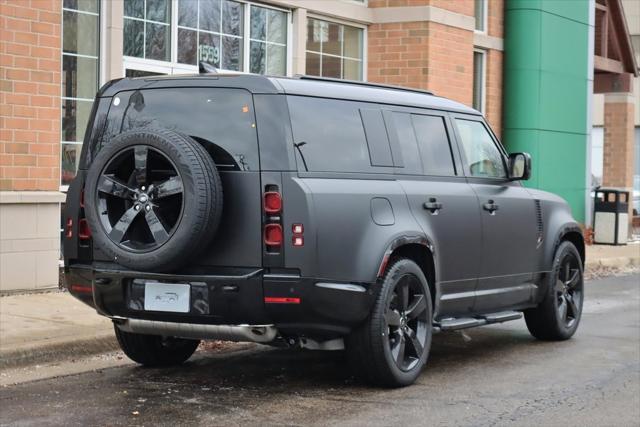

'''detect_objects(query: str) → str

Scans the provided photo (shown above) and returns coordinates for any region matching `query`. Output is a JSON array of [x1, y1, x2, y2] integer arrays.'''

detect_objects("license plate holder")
[[144, 282, 190, 313]]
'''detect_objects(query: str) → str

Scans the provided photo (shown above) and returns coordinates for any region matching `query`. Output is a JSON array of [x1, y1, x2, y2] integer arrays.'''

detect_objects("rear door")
[[385, 109, 482, 318], [450, 115, 539, 312], [109, 87, 264, 268]]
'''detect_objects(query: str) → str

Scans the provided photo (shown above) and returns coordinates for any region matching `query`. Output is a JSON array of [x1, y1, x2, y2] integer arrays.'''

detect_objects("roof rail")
[[294, 75, 434, 96]]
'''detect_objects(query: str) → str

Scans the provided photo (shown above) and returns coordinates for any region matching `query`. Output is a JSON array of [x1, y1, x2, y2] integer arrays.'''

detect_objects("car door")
[[450, 114, 540, 313], [384, 109, 483, 318]]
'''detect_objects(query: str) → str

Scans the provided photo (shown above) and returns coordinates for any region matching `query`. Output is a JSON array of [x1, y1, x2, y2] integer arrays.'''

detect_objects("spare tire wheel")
[[84, 129, 222, 272]]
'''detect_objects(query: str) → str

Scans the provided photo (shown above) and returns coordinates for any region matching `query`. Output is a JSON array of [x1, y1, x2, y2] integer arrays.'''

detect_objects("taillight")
[[78, 218, 91, 240], [264, 224, 283, 246], [65, 218, 73, 238], [264, 186, 283, 252], [264, 191, 282, 214]]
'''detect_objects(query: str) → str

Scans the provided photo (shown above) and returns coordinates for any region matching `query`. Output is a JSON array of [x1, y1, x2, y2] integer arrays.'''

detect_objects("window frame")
[[472, 48, 486, 113], [305, 14, 368, 81], [122, 0, 292, 77], [449, 113, 509, 182], [60, 0, 105, 192], [474, 0, 488, 34]]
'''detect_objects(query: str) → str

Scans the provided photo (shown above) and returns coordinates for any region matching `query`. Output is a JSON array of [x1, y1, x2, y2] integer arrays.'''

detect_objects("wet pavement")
[[1, 274, 639, 426]]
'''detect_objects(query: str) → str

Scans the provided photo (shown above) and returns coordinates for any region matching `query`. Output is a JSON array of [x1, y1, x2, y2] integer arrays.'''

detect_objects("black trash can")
[[593, 188, 629, 245]]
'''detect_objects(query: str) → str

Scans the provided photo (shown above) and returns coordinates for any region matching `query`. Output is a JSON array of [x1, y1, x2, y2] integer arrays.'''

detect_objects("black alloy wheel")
[[96, 145, 184, 252], [384, 274, 430, 372], [347, 258, 433, 387], [524, 241, 584, 341], [554, 250, 583, 329], [84, 129, 222, 272]]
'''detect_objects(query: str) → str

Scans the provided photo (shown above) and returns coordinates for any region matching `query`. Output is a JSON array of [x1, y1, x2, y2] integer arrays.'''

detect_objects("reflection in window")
[[61, 0, 100, 186], [123, 0, 171, 61], [455, 119, 506, 179], [177, 0, 243, 70], [306, 18, 363, 80], [249, 5, 287, 75]]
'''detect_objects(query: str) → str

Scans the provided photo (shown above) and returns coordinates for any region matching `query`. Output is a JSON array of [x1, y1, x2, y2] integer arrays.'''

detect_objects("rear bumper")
[[64, 263, 377, 338]]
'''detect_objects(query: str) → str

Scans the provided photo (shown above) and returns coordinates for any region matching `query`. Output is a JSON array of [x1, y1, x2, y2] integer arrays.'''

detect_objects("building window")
[[249, 5, 287, 75], [305, 18, 363, 80], [61, 0, 100, 186], [124, 0, 171, 61], [472, 49, 486, 113], [474, 0, 487, 33], [176, 0, 243, 70], [123, 0, 289, 76]]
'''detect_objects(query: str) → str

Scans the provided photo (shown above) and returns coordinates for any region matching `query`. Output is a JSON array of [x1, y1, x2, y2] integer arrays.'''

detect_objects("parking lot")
[[0, 273, 638, 426]]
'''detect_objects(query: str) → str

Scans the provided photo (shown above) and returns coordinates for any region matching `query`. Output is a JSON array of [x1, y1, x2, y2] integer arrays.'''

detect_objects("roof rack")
[[294, 75, 434, 96]]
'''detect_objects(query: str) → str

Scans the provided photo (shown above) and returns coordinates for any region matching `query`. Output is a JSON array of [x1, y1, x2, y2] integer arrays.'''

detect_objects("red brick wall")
[[0, 0, 61, 191], [603, 99, 635, 189], [368, 21, 474, 107], [367, 0, 504, 136], [368, 0, 473, 15]]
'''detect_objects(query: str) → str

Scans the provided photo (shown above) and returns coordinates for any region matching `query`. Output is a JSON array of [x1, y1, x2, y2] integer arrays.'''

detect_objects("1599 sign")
[[199, 44, 219, 65]]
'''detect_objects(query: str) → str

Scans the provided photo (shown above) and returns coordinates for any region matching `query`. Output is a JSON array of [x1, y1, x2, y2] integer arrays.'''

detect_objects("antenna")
[[199, 61, 218, 74]]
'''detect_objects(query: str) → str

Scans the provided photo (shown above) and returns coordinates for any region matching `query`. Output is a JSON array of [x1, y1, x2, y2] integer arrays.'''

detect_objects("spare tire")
[[84, 128, 222, 272]]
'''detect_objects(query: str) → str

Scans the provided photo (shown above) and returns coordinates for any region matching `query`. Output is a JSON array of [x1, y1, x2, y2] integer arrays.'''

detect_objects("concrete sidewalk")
[[1, 242, 638, 369], [0, 292, 116, 368]]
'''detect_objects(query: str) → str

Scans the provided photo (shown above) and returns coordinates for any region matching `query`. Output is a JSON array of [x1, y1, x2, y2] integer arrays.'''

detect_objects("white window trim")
[[123, 0, 292, 77], [305, 13, 368, 81], [60, 0, 107, 192], [474, 0, 488, 34], [473, 48, 487, 114]]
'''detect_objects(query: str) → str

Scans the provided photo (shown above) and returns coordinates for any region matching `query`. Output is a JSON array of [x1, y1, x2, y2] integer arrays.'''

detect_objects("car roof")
[[98, 73, 479, 115]]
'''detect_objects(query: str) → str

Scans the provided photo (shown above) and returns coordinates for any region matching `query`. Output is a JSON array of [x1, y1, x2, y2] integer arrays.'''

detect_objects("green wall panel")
[[504, 0, 591, 223]]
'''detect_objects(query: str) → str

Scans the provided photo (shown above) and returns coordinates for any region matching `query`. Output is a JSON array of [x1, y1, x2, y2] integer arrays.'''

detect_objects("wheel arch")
[[377, 236, 437, 311], [555, 226, 586, 268]]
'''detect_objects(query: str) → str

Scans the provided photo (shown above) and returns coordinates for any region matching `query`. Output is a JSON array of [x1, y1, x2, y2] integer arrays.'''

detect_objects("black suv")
[[63, 74, 585, 387]]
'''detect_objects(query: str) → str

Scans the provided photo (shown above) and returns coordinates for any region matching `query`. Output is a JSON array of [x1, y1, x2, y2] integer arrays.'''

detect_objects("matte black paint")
[[64, 73, 584, 340]]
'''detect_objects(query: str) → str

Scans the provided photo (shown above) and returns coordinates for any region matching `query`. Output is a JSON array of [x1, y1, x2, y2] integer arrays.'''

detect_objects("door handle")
[[483, 200, 499, 214], [423, 198, 443, 214]]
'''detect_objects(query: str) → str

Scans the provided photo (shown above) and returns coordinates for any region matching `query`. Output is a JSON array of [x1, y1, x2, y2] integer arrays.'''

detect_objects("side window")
[[411, 114, 456, 176], [454, 119, 506, 178], [385, 112, 423, 174], [287, 96, 373, 173]]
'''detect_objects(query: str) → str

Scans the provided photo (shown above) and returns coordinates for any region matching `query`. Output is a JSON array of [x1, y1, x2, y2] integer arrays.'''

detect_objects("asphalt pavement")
[[0, 273, 638, 427]]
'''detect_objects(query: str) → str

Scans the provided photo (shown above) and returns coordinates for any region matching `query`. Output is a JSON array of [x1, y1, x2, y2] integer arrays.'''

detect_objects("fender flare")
[[376, 234, 437, 279]]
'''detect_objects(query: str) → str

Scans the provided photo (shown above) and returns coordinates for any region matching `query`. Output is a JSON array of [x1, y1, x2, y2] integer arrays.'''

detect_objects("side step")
[[436, 311, 523, 331]]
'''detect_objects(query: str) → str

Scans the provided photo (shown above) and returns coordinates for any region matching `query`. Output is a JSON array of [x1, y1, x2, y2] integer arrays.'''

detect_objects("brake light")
[[264, 224, 283, 246], [78, 218, 91, 240], [264, 191, 282, 214], [65, 218, 73, 238]]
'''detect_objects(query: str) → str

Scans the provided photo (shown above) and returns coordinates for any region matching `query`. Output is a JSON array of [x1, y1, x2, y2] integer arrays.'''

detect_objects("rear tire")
[[524, 241, 584, 341], [347, 258, 433, 387], [114, 325, 200, 367]]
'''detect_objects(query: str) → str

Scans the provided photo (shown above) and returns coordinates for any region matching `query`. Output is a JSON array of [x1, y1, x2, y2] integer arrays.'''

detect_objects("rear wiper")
[[294, 142, 309, 172]]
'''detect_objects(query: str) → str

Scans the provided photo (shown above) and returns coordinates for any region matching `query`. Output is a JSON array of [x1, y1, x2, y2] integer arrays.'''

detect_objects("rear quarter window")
[[118, 88, 258, 171], [287, 96, 389, 173]]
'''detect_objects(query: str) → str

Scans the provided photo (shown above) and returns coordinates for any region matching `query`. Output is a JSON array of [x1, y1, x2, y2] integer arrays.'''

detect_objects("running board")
[[436, 311, 523, 331]]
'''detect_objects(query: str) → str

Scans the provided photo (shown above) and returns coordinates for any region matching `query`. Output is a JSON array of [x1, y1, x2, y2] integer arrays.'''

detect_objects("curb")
[[0, 334, 119, 370], [586, 256, 640, 270]]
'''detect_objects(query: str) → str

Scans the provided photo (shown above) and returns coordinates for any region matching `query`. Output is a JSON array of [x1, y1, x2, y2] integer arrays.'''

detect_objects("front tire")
[[347, 258, 433, 387], [114, 325, 200, 367], [524, 241, 584, 340]]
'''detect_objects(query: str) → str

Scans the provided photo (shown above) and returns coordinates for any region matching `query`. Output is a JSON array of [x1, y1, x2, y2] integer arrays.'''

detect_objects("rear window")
[[287, 96, 391, 173], [116, 88, 258, 171]]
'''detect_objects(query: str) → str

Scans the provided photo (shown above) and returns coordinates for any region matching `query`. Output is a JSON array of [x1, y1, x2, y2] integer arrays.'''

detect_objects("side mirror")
[[508, 152, 531, 181]]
